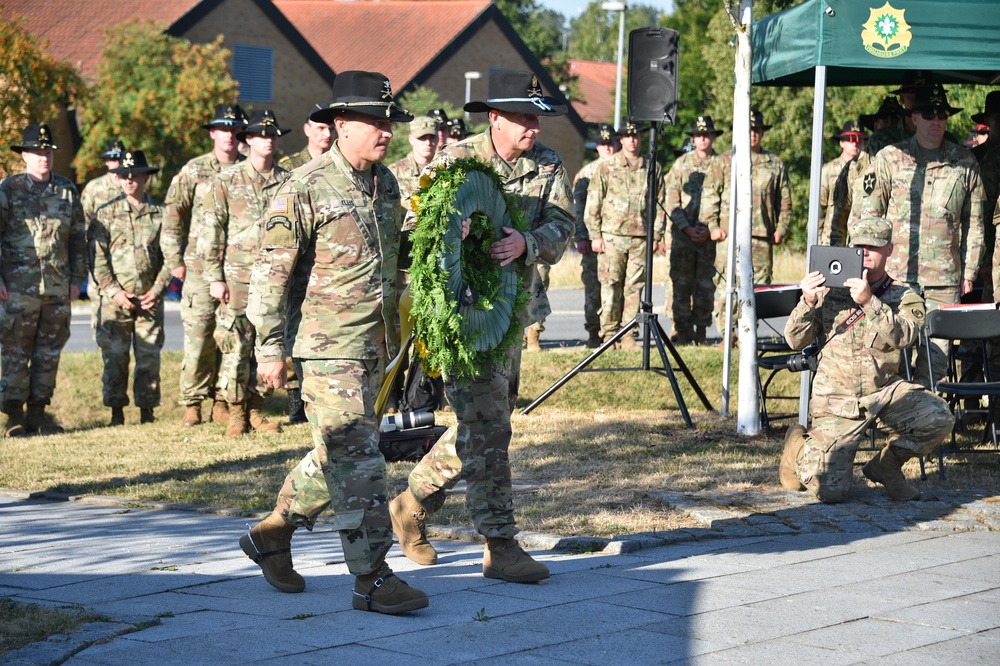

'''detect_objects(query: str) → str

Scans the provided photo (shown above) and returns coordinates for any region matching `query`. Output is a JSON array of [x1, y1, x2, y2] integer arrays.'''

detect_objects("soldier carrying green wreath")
[[390, 68, 576, 584]]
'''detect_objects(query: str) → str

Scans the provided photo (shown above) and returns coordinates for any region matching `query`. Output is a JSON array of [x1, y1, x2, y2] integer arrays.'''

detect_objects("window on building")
[[232, 44, 273, 102]]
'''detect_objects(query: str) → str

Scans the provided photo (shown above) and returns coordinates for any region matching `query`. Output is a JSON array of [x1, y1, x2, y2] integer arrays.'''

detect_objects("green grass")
[[0, 598, 105, 658]]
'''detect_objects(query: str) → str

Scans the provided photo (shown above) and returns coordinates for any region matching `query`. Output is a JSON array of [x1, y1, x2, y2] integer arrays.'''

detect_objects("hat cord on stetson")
[[328, 100, 409, 118], [488, 97, 553, 112]]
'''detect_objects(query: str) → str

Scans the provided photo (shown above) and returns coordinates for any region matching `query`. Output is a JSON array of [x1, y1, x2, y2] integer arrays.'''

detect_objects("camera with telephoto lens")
[[380, 410, 435, 433], [786, 342, 820, 373]]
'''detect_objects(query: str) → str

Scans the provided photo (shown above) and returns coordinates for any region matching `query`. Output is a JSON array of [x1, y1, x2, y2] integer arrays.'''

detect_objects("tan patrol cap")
[[410, 116, 437, 138], [851, 217, 892, 247]]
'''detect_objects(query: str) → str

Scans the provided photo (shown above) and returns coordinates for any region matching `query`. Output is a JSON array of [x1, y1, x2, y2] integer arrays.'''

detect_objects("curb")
[[1, 620, 148, 666]]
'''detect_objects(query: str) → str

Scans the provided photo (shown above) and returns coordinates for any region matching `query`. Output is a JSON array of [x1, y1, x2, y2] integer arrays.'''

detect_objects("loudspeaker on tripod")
[[627, 27, 679, 124]]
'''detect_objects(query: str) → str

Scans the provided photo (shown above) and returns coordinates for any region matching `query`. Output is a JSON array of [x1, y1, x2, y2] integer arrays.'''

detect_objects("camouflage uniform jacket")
[[435, 130, 575, 326], [80, 172, 120, 221], [819, 156, 850, 244], [697, 151, 732, 232], [585, 150, 665, 240], [161, 152, 244, 272], [572, 156, 609, 243], [784, 277, 925, 419], [247, 140, 402, 365], [90, 193, 171, 299], [748, 149, 793, 240], [387, 152, 425, 231], [277, 147, 312, 171], [0, 173, 87, 297], [198, 160, 289, 309], [663, 151, 717, 235], [856, 137, 985, 288]]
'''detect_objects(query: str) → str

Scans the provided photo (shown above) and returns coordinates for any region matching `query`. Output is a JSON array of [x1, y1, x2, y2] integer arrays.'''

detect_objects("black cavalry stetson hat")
[[311, 71, 413, 124], [673, 136, 695, 157], [237, 110, 292, 140], [591, 123, 618, 143], [99, 139, 126, 160], [202, 104, 248, 130], [108, 150, 159, 178], [749, 109, 772, 131], [911, 84, 962, 116], [464, 69, 567, 117], [429, 108, 449, 124], [11, 124, 59, 153], [890, 70, 935, 95], [685, 115, 723, 136], [860, 96, 904, 131], [619, 117, 650, 136], [447, 117, 468, 138], [972, 91, 1000, 124], [830, 120, 868, 141]]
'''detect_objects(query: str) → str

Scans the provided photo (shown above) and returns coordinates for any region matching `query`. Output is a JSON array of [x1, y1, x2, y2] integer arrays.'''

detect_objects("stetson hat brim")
[[108, 166, 159, 176], [11, 144, 59, 154], [237, 126, 292, 141], [684, 129, 723, 136], [310, 103, 413, 124], [911, 103, 963, 116], [463, 98, 567, 117]]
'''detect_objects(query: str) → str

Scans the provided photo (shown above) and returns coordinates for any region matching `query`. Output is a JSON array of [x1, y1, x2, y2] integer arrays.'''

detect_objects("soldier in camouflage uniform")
[[859, 96, 904, 135], [80, 139, 126, 327], [0, 124, 87, 436], [853, 85, 985, 388], [387, 115, 438, 234], [697, 141, 733, 337], [200, 110, 290, 437], [162, 104, 247, 427], [276, 106, 334, 171], [90, 151, 170, 426], [818, 121, 866, 244], [572, 123, 619, 348], [240, 72, 428, 614], [444, 117, 469, 146], [746, 109, 792, 284], [391, 70, 574, 583], [428, 108, 450, 152], [662, 116, 724, 345], [780, 217, 954, 503], [585, 118, 665, 349]]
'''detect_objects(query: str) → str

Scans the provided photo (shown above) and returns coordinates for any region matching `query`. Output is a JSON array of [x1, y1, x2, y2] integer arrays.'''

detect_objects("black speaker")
[[627, 27, 679, 124]]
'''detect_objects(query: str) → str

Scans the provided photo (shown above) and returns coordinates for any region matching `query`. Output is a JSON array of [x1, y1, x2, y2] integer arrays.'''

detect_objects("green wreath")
[[409, 157, 529, 380]]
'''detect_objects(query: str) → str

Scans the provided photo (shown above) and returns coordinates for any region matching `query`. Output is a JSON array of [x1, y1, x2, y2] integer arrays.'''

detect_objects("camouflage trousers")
[[580, 250, 601, 334], [0, 293, 71, 406], [599, 234, 647, 340], [407, 345, 522, 539], [795, 381, 954, 503], [285, 357, 302, 391], [751, 237, 774, 285], [275, 358, 391, 576], [96, 295, 164, 409], [179, 273, 221, 406], [669, 229, 717, 332], [213, 305, 270, 404], [528, 264, 551, 333], [911, 286, 958, 390], [713, 237, 773, 332]]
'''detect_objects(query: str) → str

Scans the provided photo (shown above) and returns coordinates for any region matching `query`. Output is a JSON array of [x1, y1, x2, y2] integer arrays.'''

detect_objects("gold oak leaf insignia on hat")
[[528, 76, 543, 98]]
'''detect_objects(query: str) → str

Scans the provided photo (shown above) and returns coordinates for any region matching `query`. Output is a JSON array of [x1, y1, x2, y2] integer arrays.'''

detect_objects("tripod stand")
[[521, 122, 714, 426]]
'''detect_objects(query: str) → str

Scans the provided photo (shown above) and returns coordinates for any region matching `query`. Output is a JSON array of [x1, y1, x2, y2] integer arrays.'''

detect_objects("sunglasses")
[[920, 111, 949, 121]]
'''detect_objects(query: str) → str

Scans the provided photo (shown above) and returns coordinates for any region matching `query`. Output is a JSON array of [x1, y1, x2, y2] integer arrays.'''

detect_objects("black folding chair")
[[924, 307, 1000, 478], [754, 285, 804, 429]]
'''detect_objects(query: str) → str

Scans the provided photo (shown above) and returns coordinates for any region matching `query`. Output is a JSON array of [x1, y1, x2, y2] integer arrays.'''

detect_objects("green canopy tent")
[[735, 0, 1000, 423]]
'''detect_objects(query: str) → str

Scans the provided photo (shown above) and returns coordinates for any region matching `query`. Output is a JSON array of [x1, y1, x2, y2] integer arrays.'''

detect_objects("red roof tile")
[[274, 0, 491, 88], [2, 0, 201, 80], [568, 58, 618, 124]]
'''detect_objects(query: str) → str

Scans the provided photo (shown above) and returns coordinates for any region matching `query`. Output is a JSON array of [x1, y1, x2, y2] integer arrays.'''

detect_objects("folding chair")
[[753, 285, 804, 429], [924, 306, 1000, 477]]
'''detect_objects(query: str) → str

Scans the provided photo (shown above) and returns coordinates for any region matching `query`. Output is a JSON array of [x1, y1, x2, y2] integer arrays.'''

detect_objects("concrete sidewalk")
[[1, 492, 999, 665]]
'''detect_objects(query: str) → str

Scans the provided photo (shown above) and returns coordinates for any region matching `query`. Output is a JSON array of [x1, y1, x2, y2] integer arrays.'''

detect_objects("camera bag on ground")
[[378, 424, 448, 462]]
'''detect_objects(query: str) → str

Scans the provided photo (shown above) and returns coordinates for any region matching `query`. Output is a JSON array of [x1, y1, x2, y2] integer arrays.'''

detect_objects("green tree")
[[495, 0, 564, 60], [73, 19, 237, 198], [384, 86, 485, 165], [0, 13, 85, 179], [568, 2, 662, 63]]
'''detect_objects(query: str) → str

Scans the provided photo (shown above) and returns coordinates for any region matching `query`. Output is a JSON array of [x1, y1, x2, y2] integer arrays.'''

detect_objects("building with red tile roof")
[[568, 59, 618, 125]]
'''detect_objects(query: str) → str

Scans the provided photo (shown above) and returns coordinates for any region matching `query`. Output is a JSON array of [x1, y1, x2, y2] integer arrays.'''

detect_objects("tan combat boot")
[[353, 561, 429, 614], [239, 510, 305, 593], [862, 445, 921, 501], [483, 537, 550, 583], [389, 489, 437, 566], [247, 393, 281, 433], [27, 403, 62, 435], [3, 401, 27, 438], [182, 404, 201, 427], [211, 399, 229, 423], [620, 335, 639, 351], [780, 425, 806, 491], [225, 401, 248, 437], [525, 328, 542, 352], [109, 407, 126, 427]]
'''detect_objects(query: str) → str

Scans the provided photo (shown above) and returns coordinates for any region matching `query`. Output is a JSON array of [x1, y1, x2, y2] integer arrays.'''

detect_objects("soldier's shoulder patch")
[[862, 170, 876, 195], [270, 197, 288, 214], [262, 214, 296, 248]]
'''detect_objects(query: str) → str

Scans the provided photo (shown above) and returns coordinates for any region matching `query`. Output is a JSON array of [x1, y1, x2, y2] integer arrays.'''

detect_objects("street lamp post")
[[602, 1, 627, 129], [464, 71, 482, 120]]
